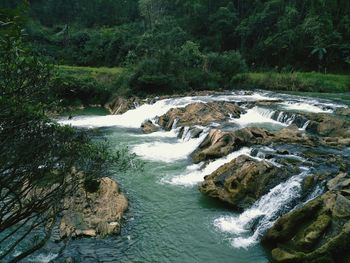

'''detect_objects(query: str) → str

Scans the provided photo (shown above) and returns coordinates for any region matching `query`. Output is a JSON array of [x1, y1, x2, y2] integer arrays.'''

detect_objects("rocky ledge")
[[60, 177, 128, 239], [199, 155, 298, 210], [158, 101, 244, 130], [262, 172, 350, 263]]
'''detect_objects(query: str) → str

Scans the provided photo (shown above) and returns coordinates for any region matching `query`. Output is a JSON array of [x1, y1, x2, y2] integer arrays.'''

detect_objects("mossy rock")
[[295, 213, 331, 250]]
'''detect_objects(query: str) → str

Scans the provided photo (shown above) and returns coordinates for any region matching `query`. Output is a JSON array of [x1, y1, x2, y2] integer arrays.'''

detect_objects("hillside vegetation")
[[1, 0, 349, 98]]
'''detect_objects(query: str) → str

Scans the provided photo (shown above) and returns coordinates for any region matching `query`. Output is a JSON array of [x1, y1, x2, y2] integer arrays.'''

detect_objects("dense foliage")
[[0, 9, 131, 261], [13, 0, 350, 71], [2, 0, 349, 96]]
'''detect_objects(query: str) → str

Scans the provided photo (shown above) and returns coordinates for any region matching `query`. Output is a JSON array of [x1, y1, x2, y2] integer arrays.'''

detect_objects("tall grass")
[[232, 72, 350, 93]]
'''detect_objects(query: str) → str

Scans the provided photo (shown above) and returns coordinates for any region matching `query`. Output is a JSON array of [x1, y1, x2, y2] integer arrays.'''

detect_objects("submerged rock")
[[60, 177, 128, 239], [262, 172, 350, 263], [199, 155, 296, 210], [158, 101, 244, 130]]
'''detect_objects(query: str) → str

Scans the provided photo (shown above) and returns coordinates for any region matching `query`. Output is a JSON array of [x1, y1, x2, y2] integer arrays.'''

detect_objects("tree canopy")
[[6, 0, 348, 73], [0, 8, 130, 261]]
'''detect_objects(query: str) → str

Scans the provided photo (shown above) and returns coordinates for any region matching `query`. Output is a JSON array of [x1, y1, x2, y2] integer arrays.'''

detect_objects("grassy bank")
[[53, 65, 125, 106], [232, 72, 350, 93], [53, 66, 350, 107]]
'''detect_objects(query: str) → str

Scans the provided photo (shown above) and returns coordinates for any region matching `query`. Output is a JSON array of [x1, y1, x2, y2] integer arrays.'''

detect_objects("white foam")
[[59, 97, 202, 128], [166, 147, 252, 186], [212, 93, 279, 102], [231, 107, 284, 127], [59, 92, 280, 129], [214, 168, 309, 249], [132, 131, 208, 163], [280, 102, 333, 113], [29, 253, 58, 263]]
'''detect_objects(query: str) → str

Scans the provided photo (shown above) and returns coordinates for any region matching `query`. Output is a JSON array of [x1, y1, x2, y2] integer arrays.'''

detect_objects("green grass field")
[[58, 65, 124, 75], [232, 72, 350, 93]]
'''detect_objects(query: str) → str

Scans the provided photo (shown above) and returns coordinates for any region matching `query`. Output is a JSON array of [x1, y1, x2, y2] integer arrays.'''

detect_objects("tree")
[[0, 9, 128, 262], [139, 0, 171, 29]]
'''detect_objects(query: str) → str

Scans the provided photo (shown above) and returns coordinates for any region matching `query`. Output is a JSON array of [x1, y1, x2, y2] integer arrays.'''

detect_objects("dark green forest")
[[8, 0, 350, 70], [1, 0, 350, 96]]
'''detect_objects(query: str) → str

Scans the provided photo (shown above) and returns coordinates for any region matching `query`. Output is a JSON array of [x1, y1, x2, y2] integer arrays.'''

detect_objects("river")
[[29, 90, 349, 263]]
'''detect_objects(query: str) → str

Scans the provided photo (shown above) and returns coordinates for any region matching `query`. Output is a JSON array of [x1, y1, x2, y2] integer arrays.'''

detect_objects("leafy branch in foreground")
[[0, 8, 132, 262]]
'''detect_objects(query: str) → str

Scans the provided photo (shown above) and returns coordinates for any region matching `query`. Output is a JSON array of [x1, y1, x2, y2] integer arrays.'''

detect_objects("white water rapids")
[[214, 168, 310, 249], [58, 91, 345, 253]]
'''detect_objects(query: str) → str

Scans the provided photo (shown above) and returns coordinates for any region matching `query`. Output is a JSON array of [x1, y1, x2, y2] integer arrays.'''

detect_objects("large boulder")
[[60, 177, 128, 239], [192, 127, 273, 163], [306, 113, 350, 138], [158, 101, 244, 130], [199, 155, 296, 210], [262, 172, 350, 263]]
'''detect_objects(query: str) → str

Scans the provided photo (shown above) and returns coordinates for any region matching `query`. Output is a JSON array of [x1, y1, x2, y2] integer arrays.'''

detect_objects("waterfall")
[[232, 107, 283, 127], [300, 120, 311, 130], [132, 129, 209, 163], [166, 147, 252, 186], [171, 118, 179, 130], [59, 92, 280, 129], [280, 102, 333, 113], [253, 107, 276, 119], [180, 127, 193, 142], [214, 167, 310, 248]]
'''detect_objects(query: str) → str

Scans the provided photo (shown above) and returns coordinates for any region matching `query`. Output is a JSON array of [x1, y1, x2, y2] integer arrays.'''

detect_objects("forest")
[[1, 0, 350, 98]]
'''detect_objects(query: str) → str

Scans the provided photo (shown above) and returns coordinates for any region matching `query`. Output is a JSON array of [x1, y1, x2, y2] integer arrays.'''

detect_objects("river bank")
[[53, 65, 350, 111]]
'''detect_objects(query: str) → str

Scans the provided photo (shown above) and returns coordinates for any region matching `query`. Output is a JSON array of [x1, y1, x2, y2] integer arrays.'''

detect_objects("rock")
[[158, 102, 244, 130], [271, 248, 305, 263], [302, 176, 315, 192], [263, 173, 350, 263], [276, 149, 290, 155], [199, 155, 296, 210], [192, 127, 273, 163], [107, 96, 141, 115], [335, 107, 350, 116], [60, 177, 128, 239], [177, 126, 203, 140], [321, 136, 350, 146], [305, 113, 350, 138], [272, 125, 317, 146], [192, 125, 328, 163], [141, 120, 160, 134], [65, 257, 75, 263]]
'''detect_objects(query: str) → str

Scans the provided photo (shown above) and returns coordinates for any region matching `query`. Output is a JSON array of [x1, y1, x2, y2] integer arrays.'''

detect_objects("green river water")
[[23, 91, 350, 263]]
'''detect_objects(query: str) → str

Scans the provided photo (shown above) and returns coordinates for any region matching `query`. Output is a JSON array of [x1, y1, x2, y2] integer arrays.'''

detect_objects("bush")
[[52, 65, 124, 107], [207, 50, 248, 85], [128, 58, 180, 96]]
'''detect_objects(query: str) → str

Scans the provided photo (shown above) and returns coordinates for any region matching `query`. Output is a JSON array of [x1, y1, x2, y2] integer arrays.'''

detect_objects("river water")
[[29, 90, 349, 263]]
